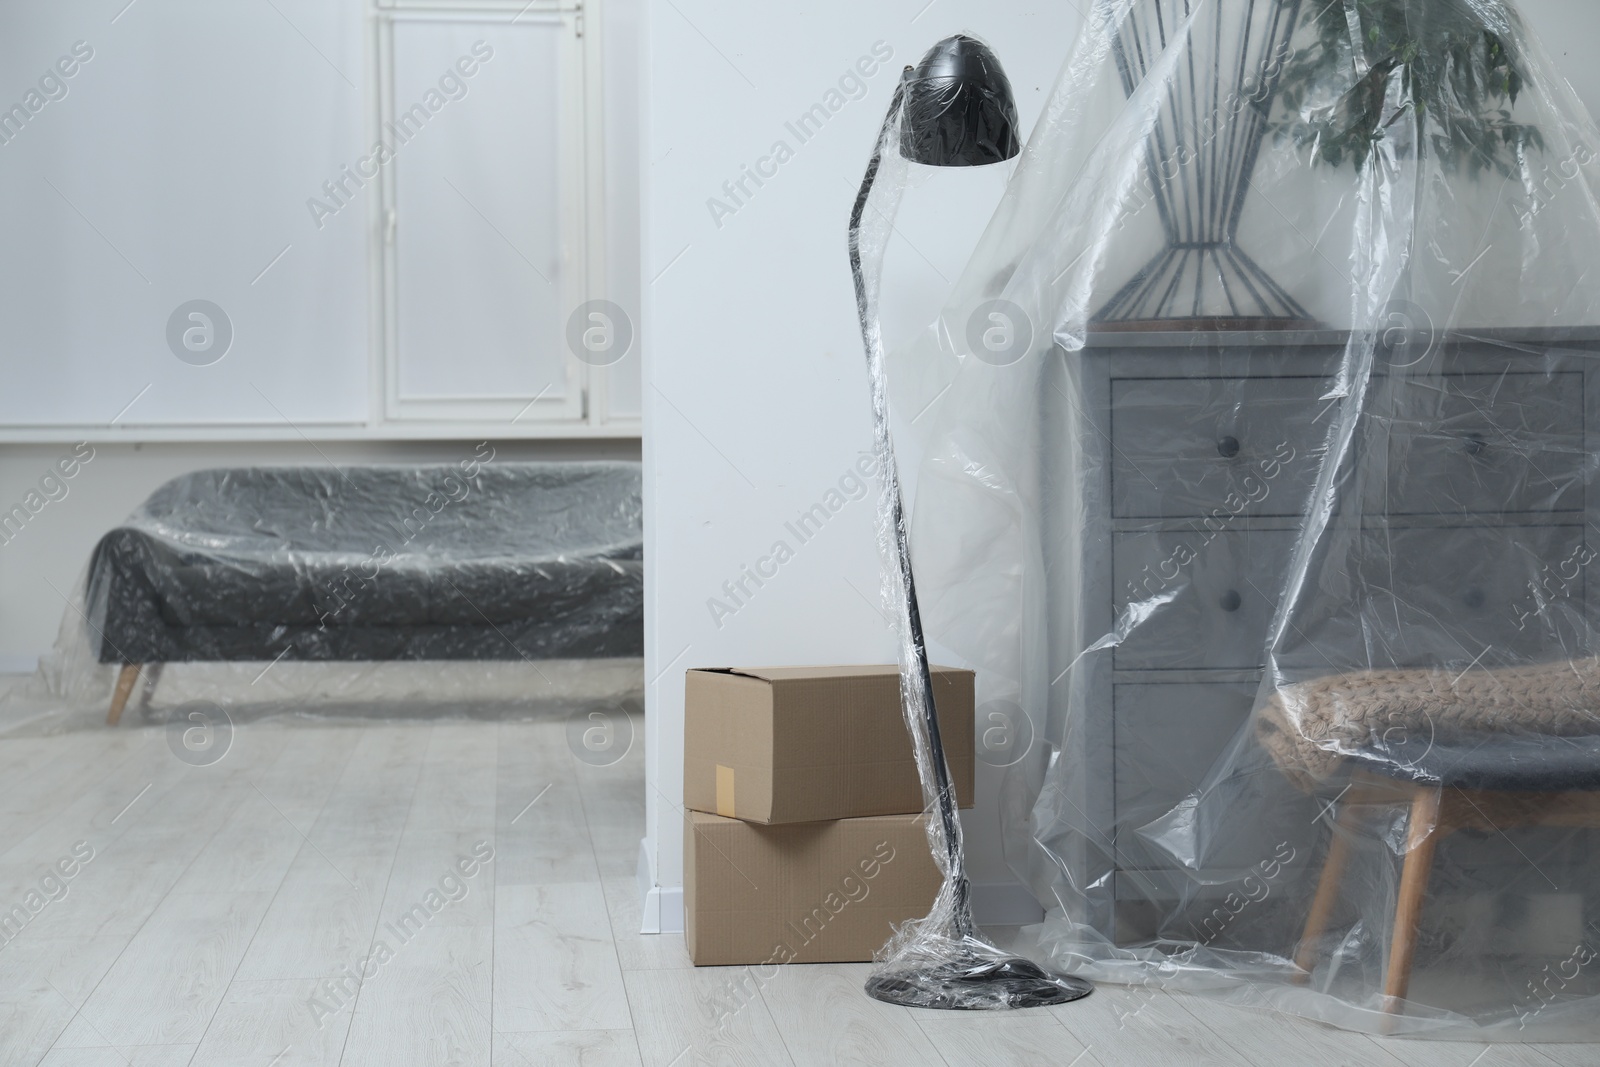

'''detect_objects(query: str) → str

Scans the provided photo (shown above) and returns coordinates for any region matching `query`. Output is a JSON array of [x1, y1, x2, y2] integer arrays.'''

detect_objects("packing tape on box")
[[715, 764, 735, 818]]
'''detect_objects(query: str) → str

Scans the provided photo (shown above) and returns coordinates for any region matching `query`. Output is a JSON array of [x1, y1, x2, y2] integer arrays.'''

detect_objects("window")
[[0, 0, 626, 440]]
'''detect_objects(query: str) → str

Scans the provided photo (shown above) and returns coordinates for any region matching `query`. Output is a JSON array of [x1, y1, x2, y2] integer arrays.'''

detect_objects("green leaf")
[[1270, 0, 1540, 174]]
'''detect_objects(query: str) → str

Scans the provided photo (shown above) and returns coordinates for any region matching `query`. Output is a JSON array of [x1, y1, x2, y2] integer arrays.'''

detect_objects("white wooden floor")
[[0, 717, 1595, 1067]]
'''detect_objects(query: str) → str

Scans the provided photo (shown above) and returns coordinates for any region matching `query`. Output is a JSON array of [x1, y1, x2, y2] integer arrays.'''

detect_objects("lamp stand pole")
[[850, 52, 1092, 1010], [848, 79, 976, 943]]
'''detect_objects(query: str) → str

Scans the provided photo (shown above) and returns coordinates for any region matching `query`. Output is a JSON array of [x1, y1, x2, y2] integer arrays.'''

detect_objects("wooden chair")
[[1294, 734, 1600, 1015]]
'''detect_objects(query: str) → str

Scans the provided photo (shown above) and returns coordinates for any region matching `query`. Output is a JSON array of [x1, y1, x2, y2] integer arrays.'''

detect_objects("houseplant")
[[1274, 0, 1542, 173]]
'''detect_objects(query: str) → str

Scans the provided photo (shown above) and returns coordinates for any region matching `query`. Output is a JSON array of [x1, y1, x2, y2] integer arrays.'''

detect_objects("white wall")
[[0, 0, 367, 429], [639, 0, 1600, 932], [639, 1, 1084, 931], [1538, 0, 1600, 116]]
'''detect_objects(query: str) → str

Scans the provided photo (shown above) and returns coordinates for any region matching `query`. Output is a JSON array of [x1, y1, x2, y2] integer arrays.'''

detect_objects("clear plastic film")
[[856, 36, 1092, 1010], [888, 0, 1600, 1037], [0, 461, 643, 733], [853, 62, 996, 1003]]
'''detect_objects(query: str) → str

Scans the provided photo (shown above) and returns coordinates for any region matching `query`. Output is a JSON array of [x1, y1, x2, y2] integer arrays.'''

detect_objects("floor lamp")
[[849, 34, 1094, 1011]]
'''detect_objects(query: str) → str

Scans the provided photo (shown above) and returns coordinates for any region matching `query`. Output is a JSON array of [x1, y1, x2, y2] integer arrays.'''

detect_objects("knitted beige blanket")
[[1256, 658, 1600, 791]]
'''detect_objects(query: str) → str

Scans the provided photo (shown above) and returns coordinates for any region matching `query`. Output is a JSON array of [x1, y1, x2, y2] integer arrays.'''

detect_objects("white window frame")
[[371, 0, 604, 430]]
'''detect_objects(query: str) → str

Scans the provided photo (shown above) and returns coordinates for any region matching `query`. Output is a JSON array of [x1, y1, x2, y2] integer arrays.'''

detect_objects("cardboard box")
[[683, 665, 974, 824], [685, 810, 941, 966]]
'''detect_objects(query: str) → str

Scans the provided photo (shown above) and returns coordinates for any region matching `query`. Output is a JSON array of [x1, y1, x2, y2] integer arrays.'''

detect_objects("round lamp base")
[[865, 954, 1093, 1011]]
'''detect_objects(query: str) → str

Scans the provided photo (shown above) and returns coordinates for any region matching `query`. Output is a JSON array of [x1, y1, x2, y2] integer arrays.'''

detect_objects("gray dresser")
[[1046, 326, 1600, 944]]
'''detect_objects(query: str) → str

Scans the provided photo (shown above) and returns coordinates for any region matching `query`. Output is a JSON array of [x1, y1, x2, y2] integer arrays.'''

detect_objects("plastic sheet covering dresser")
[[883, 0, 1600, 1038], [1, 460, 643, 731]]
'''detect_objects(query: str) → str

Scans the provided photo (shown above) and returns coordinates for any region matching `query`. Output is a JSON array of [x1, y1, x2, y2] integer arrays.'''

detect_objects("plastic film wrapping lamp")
[[848, 34, 1094, 1011]]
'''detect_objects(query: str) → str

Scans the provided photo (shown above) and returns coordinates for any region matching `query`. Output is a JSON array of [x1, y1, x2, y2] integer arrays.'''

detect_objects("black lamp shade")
[[899, 35, 1021, 167]]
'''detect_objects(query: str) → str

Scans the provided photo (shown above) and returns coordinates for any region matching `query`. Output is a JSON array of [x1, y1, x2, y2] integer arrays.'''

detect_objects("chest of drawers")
[[1045, 327, 1600, 942]]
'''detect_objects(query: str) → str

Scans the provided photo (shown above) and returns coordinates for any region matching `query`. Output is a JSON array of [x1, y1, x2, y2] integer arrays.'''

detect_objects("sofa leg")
[[138, 662, 164, 712], [107, 664, 141, 726]]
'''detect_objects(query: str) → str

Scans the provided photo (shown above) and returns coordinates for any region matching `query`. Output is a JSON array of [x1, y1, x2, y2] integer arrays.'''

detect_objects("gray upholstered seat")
[[1347, 733, 1600, 793]]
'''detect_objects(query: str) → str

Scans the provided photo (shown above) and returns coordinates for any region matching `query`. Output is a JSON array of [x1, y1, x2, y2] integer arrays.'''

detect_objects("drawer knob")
[[1463, 433, 1487, 457], [1219, 589, 1243, 613], [1463, 587, 1486, 609], [1217, 436, 1241, 459]]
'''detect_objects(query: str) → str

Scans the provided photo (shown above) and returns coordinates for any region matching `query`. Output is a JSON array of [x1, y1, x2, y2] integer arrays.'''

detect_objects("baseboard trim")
[[643, 884, 685, 935], [637, 836, 685, 934]]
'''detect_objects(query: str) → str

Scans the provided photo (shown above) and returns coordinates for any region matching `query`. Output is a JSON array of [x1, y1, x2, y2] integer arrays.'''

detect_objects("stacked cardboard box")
[[682, 665, 974, 966]]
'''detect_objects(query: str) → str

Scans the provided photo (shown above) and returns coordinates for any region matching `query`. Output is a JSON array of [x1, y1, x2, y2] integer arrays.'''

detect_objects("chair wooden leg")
[[1383, 785, 1443, 1015], [1294, 783, 1368, 982], [107, 664, 141, 726]]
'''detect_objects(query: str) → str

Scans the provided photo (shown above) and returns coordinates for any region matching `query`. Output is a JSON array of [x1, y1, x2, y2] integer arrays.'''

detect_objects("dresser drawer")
[[1376, 372, 1586, 515], [1110, 376, 1327, 519], [1347, 524, 1590, 665], [1112, 681, 1314, 872], [1113, 530, 1297, 670]]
